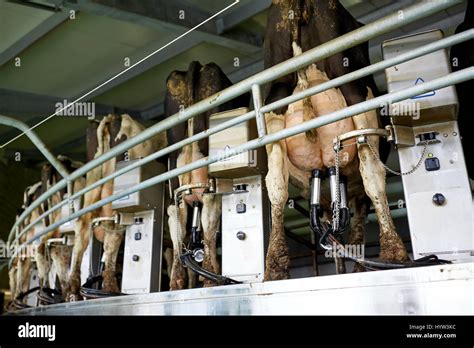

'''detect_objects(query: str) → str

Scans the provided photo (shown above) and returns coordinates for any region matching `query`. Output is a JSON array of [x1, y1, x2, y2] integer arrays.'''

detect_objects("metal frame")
[[6, 1, 474, 267]]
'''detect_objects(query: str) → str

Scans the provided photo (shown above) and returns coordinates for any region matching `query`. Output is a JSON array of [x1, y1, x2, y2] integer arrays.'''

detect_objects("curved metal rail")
[[7, 0, 473, 266], [0, 115, 70, 179]]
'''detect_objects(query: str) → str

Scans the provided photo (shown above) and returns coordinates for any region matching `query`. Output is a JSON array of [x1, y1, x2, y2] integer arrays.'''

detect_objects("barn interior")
[[0, 0, 472, 314]]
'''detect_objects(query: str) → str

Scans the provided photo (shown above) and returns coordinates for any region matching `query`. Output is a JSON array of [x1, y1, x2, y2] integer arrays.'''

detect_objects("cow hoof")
[[102, 270, 120, 293]]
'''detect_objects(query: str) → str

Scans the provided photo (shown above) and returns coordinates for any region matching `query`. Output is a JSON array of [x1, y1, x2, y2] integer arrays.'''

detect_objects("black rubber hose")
[[37, 287, 63, 305], [80, 274, 125, 299], [180, 252, 241, 285], [338, 207, 351, 234], [6, 286, 41, 312]]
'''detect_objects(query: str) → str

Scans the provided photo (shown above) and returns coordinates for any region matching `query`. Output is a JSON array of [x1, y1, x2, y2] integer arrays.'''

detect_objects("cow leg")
[[168, 203, 188, 290], [200, 194, 221, 287], [35, 243, 50, 288], [67, 214, 91, 300], [16, 258, 32, 300], [349, 195, 368, 272], [101, 223, 124, 293], [9, 265, 17, 299], [264, 112, 290, 281], [49, 245, 72, 294], [352, 89, 408, 262]]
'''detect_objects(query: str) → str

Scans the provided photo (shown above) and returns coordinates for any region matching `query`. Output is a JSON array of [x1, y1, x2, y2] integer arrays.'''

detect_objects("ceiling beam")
[[65, 0, 262, 54], [0, 8, 70, 66], [217, 0, 271, 33], [0, 88, 142, 143], [59, 0, 263, 102], [71, 34, 202, 102]]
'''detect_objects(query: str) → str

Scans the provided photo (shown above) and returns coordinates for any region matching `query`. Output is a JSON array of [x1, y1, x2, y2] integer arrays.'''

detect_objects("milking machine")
[[175, 107, 269, 284], [309, 168, 350, 252], [111, 159, 166, 294], [79, 159, 166, 296], [320, 29, 473, 268], [383, 29, 473, 262]]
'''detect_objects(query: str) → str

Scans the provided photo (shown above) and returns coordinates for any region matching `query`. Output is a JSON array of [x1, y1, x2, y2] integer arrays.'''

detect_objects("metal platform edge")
[[10, 262, 474, 315]]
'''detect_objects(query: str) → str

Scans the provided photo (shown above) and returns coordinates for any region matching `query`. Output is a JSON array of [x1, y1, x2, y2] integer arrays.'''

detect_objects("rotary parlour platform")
[[12, 262, 474, 316]]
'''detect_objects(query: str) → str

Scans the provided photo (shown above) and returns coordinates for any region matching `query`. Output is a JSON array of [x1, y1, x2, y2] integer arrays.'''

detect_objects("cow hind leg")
[[9, 266, 17, 299], [352, 89, 408, 262], [67, 215, 91, 300], [49, 245, 72, 295], [101, 224, 124, 293], [201, 194, 221, 287], [35, 243, 50, 288], [168, 204, 188, 290], [264, 113, 290, 281]]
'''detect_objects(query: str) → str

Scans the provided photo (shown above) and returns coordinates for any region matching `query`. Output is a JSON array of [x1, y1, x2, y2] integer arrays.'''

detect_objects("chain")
[[366, 140, 428, 176], [332, 146, 340, 232]]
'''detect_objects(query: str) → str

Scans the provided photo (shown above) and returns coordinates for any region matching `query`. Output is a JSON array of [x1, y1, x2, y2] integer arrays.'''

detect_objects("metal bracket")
[[91, 216, 116, 228], [174, 182, 212, 202], [333, 128, 390, 151], [387, 125, 416, 148]]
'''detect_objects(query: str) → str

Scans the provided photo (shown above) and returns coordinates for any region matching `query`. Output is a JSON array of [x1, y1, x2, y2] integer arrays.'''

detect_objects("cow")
[[10, 182, 42, 303], [8, 156, 85, 306], [66, 114, 167, 300], [36, 156, 84, 297], [262, 0, 408, 280], [165, 61, 249, 290]]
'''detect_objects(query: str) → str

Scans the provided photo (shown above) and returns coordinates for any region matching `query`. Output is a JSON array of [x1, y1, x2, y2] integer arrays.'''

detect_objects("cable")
[[180, 251, 241, 285], [325, 234, 450, 270], [37, 287, 63, 305], [5, 286, 40, 312], [79, 274, 126, 299]]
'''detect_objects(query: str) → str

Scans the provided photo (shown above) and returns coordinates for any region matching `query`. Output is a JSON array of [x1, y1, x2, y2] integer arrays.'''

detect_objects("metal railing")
[[7, 0, 473, 266]]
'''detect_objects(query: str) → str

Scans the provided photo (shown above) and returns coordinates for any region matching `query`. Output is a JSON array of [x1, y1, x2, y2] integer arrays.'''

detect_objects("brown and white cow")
[[165, 61, 249, 290], [9, 156, 85, 305], [67, 114, 167, 299], [34, 157, 85, 295], [11, 182, 42, 302], [262, 0, 408, 280]]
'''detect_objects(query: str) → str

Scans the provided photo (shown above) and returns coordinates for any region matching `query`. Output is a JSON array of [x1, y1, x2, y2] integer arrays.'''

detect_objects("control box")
[[383, 31, 473, 261], [112, 159, 165, 213], [208, 107, 267, 178], [221, 175, 269, 283]]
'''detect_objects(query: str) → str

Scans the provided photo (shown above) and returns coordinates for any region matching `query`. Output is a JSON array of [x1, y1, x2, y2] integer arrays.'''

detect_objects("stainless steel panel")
[[384, 29, 458, 126], [58, 198, 81, 234], [121, 210, 163, 294], [14, 263, 474, 315], [25, 267, 39, 307], [208, 108, 267, 178], [221, 175, 267, 283], [112, 160, 165, 212], [398, 121, 474, 261], [80, 233, 102, 286]]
